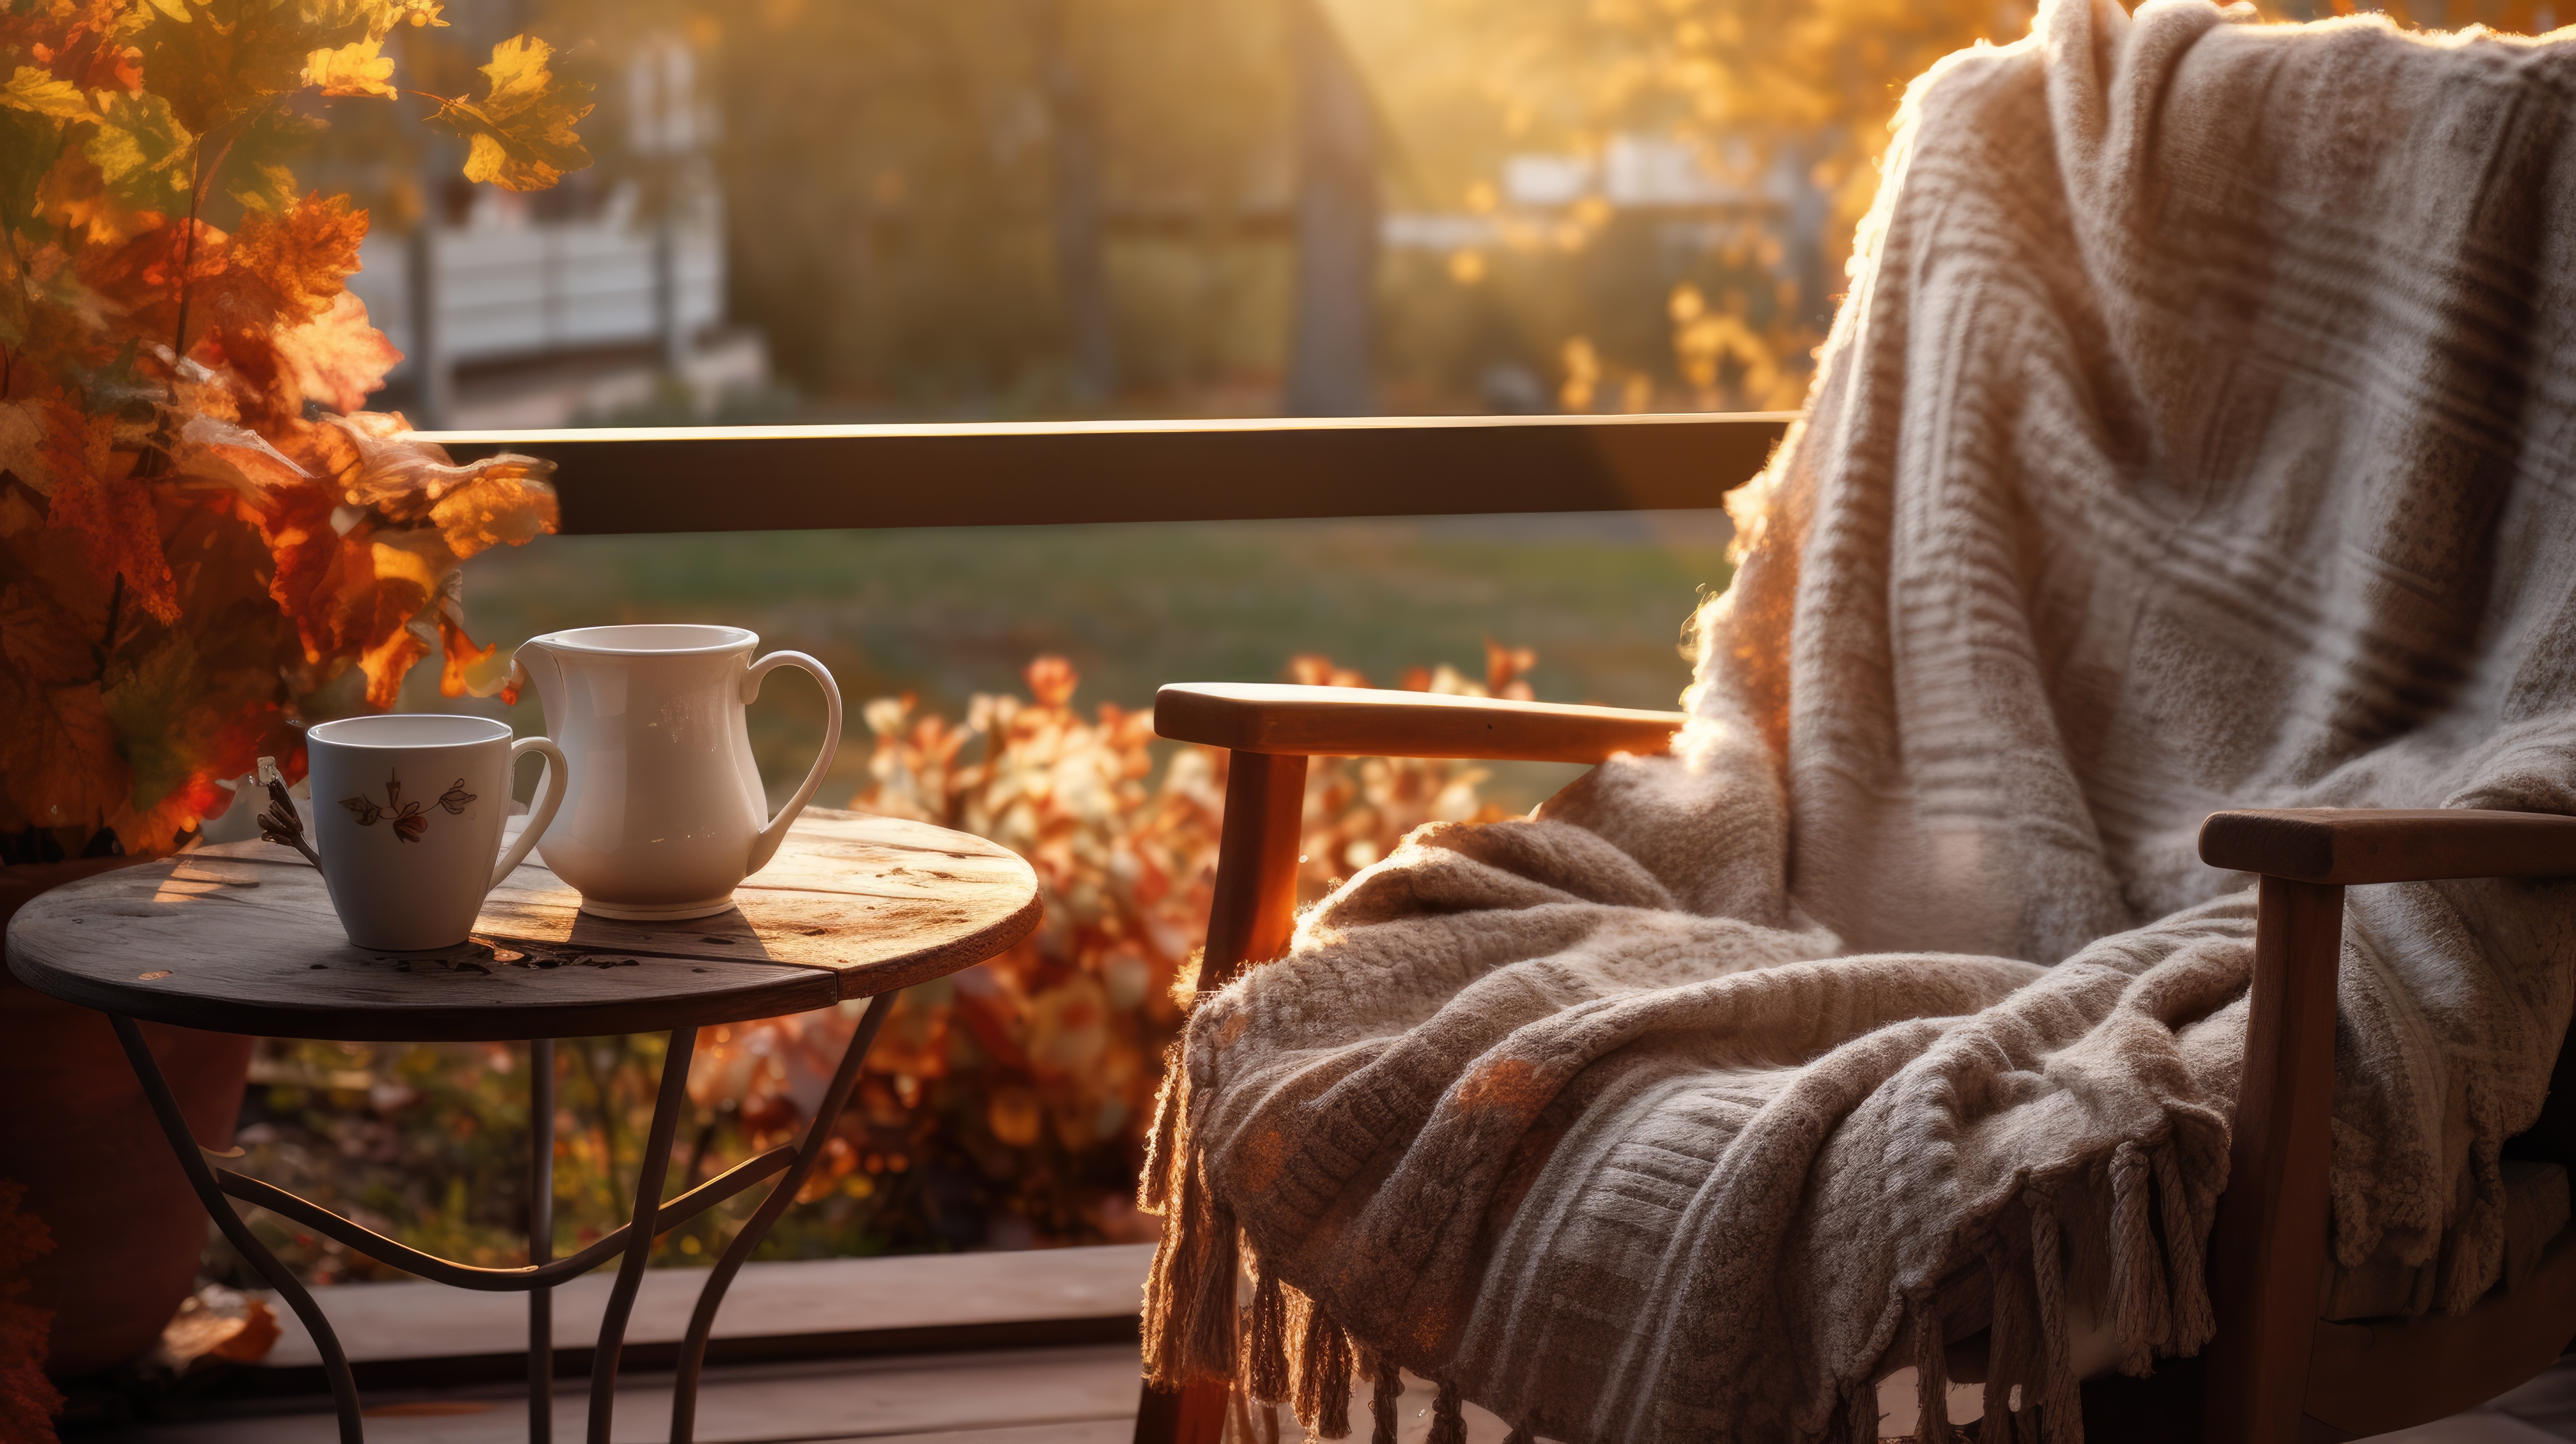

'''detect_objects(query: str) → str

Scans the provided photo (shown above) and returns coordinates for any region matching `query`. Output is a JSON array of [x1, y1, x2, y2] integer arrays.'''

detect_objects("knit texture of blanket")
[[1138, 3, 2576, 1440]]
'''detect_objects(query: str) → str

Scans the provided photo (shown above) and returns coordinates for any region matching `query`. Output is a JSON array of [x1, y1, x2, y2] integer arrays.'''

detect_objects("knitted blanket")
[[1138, 3, 2576, 1440]]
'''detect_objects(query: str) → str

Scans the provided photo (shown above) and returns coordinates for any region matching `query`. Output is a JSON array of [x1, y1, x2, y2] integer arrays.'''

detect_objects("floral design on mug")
[[341, 770, 475, 843]]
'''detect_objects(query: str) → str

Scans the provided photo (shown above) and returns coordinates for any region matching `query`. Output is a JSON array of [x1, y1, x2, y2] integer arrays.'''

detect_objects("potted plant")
[[0, 0, 589, 1384]]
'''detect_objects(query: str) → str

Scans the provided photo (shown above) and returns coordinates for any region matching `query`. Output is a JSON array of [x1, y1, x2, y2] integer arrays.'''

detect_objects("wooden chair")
[[1131, 682, 2576, 1444]]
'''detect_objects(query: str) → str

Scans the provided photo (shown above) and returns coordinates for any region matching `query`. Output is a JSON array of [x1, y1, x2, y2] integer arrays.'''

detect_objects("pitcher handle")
[[742, 650, 843, 876], [491, 736, 570, 892]]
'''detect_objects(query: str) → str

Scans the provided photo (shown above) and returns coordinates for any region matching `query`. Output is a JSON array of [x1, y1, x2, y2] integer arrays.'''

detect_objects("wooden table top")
[[3, 809, 1041, 1041]]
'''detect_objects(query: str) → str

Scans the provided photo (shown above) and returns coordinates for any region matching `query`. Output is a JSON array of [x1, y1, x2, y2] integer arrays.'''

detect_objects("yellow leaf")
[[84, 91, 193, 215], [2, 66, 92, 121], [429, 35, 592, 192], [142, 0, 192, 22], [304, 40, 396, 99], [386, 0, 447, 31]]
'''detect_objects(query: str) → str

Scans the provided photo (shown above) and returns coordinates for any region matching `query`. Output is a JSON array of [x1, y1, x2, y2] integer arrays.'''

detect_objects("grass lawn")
[[400, 509, 1734, 816]]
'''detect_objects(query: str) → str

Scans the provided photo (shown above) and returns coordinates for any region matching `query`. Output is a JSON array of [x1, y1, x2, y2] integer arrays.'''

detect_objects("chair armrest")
[[2198, 808, 2576, 884], [2201, 806, 2576, 1442], [1152, 683, 1686, 763]]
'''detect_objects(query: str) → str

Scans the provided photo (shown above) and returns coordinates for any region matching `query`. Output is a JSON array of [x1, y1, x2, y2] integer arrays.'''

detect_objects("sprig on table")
[[253, 758, 325, 872]]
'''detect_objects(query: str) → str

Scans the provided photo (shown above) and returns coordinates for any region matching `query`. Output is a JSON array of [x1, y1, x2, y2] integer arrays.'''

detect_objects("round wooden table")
[[3, 807, 1040, 1444]]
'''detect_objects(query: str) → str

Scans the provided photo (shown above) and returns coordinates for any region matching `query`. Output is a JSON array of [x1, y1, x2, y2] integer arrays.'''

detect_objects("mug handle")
[[490, 736, 571, 893], [742, 650, 843, 876]]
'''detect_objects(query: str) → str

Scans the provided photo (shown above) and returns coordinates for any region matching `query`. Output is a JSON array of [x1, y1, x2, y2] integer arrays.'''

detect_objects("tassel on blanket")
[[1427, 1378, 1466, 1444], [1141, 1142, 1219, 1386], [1247, 1266, 1291, 1403], [1296, 1303, 1355, 1438], [1981, 1234, 2032, 1443], [1169, 1150, 1246, 1392], [1844, 1383, 1878, 1444], [1911, 1295, 1954, 1444], [2028, 1204, 2084, 1444], [1366, 1352, 1403, 1444], [2107, 1143, 2171, 1377], [2153, 1149, 2215, 1354], [1140, 1043, 1188, 1215]]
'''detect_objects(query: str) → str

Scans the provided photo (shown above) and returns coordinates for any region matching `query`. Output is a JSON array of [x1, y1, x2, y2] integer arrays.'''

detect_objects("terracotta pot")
[[1, 856, 256, 1379]]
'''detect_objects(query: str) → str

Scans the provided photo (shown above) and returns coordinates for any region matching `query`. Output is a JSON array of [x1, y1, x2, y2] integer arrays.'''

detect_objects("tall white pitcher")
[[510, 625, 842, 919]]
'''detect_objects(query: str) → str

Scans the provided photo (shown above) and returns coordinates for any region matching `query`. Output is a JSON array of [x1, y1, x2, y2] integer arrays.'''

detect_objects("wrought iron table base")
[[111, 991, 898, 1444]]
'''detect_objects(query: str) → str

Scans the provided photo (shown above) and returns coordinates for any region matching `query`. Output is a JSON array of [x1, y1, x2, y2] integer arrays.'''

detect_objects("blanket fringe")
[[1142, 1141, 1211, 1386], [1247, 1265, 1291, 1403], [1911, 1294, 1954, 1444], [1295, 1300, 1355, 1438], [1366, 1351, 1403, 1444], [1427, 1378, 1466, 1444], [1845, 1382, 1878, 1444], [1146, 1052, 2224, 1443], [1981, 1233, 2030, 1441], [2107, 1143, 2171, 1377], [2153, 1148, 2215, 1354], [1162, 1150, 1240, 1385], [2028, 1202, 2084, 1444]]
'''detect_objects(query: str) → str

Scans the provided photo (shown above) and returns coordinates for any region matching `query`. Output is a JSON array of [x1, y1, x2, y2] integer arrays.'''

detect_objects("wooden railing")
[[421, 411, 1796, 534]]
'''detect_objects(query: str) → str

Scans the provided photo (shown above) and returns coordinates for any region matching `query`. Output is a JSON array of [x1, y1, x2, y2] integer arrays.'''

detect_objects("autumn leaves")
[[0, 0, 579, 858]]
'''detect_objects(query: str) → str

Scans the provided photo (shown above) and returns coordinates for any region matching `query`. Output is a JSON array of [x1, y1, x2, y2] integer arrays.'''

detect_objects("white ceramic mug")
[[306, 714, 569, 952], [511, 625, 843, 920]]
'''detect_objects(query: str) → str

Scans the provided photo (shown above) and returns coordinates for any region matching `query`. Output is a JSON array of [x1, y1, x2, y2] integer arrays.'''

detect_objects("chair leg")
[[1135, 751, 1307, 1442], [2204, 876, 2343, 1444], [1200, 749, 1308, 990], [1133, 1378, 1232, 1444]]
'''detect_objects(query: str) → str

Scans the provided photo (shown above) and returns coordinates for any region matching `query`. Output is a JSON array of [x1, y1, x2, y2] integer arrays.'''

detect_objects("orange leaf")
[[358, 618, 430, 709], [223, 195, 368, 328], [349, 533, 445, 708], [319, 413, 557, 557], [0, 670, 126, 829], [425, 459, 556, 559], [269, 290, 401, 415], [0, 394, 101, 497], [435, 608, 497, 698], [46, 446, 179, 625]]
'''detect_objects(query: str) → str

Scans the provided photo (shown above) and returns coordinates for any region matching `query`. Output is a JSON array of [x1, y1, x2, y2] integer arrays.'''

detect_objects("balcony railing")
[[423, 411, 1797, 534]]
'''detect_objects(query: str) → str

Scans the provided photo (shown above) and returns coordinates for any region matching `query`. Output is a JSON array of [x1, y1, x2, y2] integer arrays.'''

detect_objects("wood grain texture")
[[1199, 753, 1307, 994], [1153, 683, 1685, 762], [2303, 1219, 2576, 1436], [4, 809, 1039, 1041], [2198, 807, 2576, 884], [2204, 877, 2345, 1444]]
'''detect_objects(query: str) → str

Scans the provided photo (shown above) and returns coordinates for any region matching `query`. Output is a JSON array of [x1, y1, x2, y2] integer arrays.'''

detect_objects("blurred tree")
[[1285, 0, 1380, 415], [629, 0, 1296, 413]]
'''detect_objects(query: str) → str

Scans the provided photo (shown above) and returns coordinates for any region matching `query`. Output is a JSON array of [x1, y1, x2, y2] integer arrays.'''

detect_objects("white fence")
[[347, 187, 724, 373]]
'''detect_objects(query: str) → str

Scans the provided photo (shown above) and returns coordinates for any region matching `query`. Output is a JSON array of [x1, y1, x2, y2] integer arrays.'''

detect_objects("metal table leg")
[[113, 1017, 367, 1444], [120, 1009, 859, 1444], [668, 990, 897, 1444], [529, 1037, 556, 1444], [586, 1026, 697, 1444]]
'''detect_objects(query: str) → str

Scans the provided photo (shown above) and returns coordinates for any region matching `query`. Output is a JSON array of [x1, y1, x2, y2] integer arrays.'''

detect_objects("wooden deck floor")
[[56, 1240, 2571, 1444], [94, 1346, 1143, 1444]]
